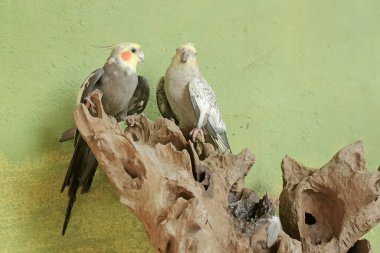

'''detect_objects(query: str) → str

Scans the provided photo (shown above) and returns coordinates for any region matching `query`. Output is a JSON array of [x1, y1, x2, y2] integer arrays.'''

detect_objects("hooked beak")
[[181, 50, 189, 63], [138, 50, 144, 63]]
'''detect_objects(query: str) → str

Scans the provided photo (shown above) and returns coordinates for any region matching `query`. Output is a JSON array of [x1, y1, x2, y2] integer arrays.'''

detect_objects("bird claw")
[[84, 96, 97, 114], [84, 90, 103, 115], [124, 115, 136, 126], [190, 128, 205, 143]]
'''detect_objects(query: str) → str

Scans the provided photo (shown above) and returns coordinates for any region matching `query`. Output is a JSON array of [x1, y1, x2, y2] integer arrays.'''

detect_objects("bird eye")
[[131, 48, 136, 53], [194, 52, 197, 56]]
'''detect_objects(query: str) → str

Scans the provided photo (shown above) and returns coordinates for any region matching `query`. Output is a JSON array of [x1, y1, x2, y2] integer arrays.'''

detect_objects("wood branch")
[[74, 90, 278, 253], [73, 90, 380, 253], [279, 141, 380, 253]]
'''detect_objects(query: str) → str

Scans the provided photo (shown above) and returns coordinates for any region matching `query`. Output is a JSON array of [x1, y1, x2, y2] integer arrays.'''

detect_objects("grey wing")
[[74, 68, 104, 144], [127, 75, 150, 115], [60, 69, 105, 234], [59, 69, 104, 143], [156, 76, 179, 125], [189, 78, 231, 152], [76, 68, 104, 104]]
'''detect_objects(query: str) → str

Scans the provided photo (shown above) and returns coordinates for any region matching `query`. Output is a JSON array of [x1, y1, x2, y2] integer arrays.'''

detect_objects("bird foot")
[[190, 127, 205, 143], [124, 115, 136, 126]]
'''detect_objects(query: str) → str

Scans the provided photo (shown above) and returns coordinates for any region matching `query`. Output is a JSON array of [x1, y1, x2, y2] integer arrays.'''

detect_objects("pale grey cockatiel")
[[156, 43, 230, 152], [60, 42, 150, 235]]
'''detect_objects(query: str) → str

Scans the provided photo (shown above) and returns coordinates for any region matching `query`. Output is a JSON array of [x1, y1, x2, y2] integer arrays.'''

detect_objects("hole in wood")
[[165, 237, 174, 253], [197, 171, 210, 191], [198, 171, 205, 182], [131, 133, 139, 142], [347, 239, 372, 253], [375, 179, 380, 193], [178, 191, 193, 201], [186, 144, 199, 181], [168, 184, 195, 201], [305, 212, 316, 225], [301, 190, 344, 245]]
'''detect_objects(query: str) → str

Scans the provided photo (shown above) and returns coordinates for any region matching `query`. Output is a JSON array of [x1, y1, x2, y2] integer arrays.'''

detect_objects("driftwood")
[[279, 141, 380, 253], [73, 90, 380, 253]]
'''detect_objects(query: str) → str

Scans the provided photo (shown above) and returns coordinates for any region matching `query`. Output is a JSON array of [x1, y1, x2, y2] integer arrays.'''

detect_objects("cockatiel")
[[156, 43, 230, 152], [59, 47, 150, 142], [60, 42, 150, 235]]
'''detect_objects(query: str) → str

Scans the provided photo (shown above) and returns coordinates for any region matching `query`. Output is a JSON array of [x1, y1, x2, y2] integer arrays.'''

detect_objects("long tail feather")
[[61, 135, 98, 235], [205, 122, 231, 153], [62, 197, 74, 235], [80, 152, 98, 194], [212, 131, 231, 153]]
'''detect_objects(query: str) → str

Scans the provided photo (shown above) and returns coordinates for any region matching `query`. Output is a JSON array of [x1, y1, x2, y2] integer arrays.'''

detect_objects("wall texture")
[[0, 0, 379, 252]]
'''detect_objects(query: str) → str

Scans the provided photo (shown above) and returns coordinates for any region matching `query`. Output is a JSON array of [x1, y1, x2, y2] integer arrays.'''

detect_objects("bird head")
[[107, 42, 144, 73], [171, 43, 198, 66]]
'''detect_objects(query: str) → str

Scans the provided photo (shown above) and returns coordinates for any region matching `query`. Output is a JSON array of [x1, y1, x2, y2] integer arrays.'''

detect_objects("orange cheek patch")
[[121, 51, 131, 61]]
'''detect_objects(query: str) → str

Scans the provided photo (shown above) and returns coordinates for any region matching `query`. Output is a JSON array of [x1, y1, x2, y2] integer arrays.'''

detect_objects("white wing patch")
[[189, 78, 230, 152], [189, 77, 225, 131]]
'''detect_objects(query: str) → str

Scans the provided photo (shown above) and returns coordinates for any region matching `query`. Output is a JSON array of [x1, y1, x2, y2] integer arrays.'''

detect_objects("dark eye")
[[194, 52, 197, 56], [131, 48, 136, 53]]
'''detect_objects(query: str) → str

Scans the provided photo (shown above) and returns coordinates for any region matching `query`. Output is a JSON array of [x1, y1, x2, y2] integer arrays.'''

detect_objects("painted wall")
[[1, 0, 379, 251]]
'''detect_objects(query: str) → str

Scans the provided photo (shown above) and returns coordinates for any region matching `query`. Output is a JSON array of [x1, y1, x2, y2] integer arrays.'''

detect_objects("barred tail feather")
[[212, 131, 231, 153]]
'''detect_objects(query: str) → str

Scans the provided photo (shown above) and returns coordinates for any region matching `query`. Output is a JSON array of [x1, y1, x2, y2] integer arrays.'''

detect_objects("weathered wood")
[[280, 141, 380, 253], [74, 90, 379, 253], [74, 90, 278, 253]]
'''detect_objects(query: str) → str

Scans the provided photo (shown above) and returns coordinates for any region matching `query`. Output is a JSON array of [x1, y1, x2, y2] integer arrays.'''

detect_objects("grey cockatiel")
[[156, 43, 230, 152], [60, 42, 150, 235], [59, 49, 150, 142]]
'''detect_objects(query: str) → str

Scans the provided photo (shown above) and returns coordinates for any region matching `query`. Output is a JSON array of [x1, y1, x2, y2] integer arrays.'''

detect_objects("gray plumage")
[[156, 77, 179, 124], [60, 43, 148, 235], [59, 72, 149, 143], [156, 43, 230, 152], [126, 76, 150, 115]]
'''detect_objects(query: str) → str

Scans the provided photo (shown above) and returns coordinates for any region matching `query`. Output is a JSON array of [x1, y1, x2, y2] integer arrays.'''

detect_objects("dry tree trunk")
[[279, 141, 380, 253], [74, 90, 380, 253], [74, 90, 276, 253]]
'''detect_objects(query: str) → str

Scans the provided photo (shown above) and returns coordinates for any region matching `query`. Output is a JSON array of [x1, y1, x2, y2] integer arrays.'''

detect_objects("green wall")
[[1, 0, 379, 252]]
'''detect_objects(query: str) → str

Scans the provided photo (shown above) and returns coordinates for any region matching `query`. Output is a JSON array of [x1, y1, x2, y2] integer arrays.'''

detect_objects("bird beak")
[[181, 50, 189, 63], [138, 50, 144, 63]]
